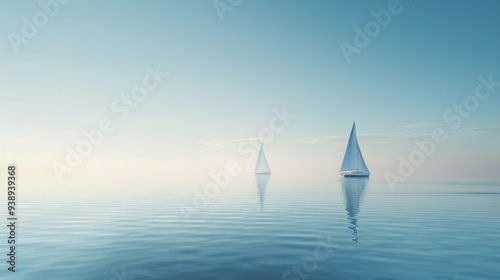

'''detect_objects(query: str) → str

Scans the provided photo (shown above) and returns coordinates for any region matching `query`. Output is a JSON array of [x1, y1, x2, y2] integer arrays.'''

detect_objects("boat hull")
[[341, 171, 370, 177], [343, 173, 370, 178]]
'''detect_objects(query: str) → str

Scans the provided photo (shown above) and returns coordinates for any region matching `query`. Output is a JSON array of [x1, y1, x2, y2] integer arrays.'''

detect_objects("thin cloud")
[[472, 126, 500, 135], [294, 125, 500, 145], [452, 125, 500, 135], [294, 131, 430, 145], [203, 125, 500, 147], [201, 137, 261, 147], [402, 122, 454, 128], [294, 135, 347, 144]]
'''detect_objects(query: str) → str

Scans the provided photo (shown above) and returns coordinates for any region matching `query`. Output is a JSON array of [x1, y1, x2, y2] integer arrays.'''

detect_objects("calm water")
[[5, 177, 500, 280]]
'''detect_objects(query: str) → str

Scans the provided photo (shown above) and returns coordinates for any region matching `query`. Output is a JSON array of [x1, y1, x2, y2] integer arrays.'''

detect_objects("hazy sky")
[[1, 0, 499, 190]]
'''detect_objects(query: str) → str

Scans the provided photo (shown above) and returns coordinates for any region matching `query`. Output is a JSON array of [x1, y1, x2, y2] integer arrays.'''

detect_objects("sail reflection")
[[254, 174, 270, 211], [341, 177, 368, 243]]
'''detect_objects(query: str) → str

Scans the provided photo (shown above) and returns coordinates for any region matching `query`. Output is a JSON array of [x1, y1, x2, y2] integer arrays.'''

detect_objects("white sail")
[[254, 143, 271, 174], [340, 122, 370, 176], [356, 142, 370, 174]]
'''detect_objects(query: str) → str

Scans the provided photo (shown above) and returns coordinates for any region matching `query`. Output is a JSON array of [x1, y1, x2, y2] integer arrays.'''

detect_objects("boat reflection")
[[254, 174, 270, 212], [342, 177, 368, 244]]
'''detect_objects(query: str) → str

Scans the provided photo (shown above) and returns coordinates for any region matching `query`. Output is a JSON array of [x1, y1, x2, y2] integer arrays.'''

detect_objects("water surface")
[[5, 178, 500, 279]]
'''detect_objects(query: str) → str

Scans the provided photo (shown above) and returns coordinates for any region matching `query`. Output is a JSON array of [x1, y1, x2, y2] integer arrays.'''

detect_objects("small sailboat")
[[254, 143, 271, 174], [340, 122, 370, 177]]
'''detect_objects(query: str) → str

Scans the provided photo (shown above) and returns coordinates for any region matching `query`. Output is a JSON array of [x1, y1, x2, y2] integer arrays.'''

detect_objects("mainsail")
[[340, 122, 370, 175], [254, 143, 271, 174]]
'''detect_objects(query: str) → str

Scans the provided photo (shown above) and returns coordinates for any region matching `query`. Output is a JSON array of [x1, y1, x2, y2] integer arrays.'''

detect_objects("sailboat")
[[340, 122, 370, 177], [254, 143, 271, 174]]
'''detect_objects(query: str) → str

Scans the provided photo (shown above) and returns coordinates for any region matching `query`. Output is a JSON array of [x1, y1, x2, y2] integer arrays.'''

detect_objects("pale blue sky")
[[1, 0, 499, 189]]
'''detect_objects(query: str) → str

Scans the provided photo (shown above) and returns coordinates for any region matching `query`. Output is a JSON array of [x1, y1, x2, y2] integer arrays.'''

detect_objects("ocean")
[[5, 177, 500, 280]]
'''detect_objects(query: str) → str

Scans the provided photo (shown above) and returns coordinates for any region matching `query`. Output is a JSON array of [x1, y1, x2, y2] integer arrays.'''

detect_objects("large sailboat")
[[254, 143, 271, 174], [340, 122, 370, 177]]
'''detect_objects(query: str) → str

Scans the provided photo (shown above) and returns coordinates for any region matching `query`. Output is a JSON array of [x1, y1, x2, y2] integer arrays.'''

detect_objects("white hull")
[[342, 172, 370, 178]]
